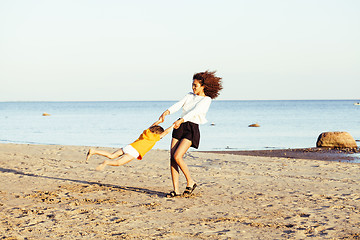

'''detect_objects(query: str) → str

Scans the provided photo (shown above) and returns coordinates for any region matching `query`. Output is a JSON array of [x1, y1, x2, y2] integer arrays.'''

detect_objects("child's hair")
[[149, 125, 165, 134], [193, 70, 223, 99]]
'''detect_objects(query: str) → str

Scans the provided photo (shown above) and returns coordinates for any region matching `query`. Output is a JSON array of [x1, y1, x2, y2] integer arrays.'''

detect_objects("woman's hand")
[[173, 118, 184, 129], [159, 110, 170, 123]]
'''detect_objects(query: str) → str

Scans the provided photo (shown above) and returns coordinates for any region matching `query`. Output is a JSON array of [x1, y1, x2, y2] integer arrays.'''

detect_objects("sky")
[[0, 0, 359, 101]]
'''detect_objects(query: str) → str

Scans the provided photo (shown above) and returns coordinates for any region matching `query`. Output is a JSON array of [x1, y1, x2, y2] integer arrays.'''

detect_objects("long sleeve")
[[167, 93, 190, 114], [167, 92, 212, 125]]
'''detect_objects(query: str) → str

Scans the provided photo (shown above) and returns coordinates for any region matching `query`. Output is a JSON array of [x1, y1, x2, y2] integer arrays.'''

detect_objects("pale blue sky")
[[1, 0, 359, 101]]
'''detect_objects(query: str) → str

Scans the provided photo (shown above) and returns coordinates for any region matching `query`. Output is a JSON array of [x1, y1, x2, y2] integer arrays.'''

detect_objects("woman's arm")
[[158, 110, 170, 123], [158, 93, 190, 122]]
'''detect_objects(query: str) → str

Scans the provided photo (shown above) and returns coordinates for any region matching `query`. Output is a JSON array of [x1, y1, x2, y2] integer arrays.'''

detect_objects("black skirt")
[[172, 121, 200, 149]]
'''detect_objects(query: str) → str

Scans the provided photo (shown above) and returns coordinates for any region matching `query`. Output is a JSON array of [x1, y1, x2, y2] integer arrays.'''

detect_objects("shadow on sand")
[[0, 167, 166, 198]]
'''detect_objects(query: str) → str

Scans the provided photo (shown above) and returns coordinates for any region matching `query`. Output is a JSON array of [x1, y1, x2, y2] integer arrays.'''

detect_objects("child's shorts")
[[172, 121, 200, 149], [122, 145, 140, 159]]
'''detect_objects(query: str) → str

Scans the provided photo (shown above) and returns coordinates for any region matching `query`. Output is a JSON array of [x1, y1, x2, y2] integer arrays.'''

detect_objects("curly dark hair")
[[193, 70, 223, 99]]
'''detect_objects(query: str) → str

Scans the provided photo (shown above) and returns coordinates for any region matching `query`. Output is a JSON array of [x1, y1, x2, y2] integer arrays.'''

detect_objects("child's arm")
[[151, 119, 163, 127], [159, 124, 175, 139]]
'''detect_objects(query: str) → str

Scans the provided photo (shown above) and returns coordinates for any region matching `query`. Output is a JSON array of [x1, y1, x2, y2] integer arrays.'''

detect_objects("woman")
[[159, 70, 223, 197]]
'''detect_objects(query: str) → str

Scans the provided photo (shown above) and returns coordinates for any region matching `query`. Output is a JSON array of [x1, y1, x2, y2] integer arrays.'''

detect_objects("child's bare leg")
[[96, 154, 135, 171], [86, 148, 124, 162]]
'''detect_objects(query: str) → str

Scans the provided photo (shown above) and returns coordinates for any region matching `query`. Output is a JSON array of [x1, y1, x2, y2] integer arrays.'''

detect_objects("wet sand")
[[202, 147, 360, 162], [1, 143, 360, 239]]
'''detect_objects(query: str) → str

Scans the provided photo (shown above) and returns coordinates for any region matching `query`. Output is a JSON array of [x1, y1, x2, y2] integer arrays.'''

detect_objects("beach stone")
[[248, 123, 260, 127], [316, 132, 357, 149]]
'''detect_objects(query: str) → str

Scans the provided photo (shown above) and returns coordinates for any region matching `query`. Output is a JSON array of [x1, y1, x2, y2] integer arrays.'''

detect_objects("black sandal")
[[166, 191, 181, 198], [183, 183, 197, 195]]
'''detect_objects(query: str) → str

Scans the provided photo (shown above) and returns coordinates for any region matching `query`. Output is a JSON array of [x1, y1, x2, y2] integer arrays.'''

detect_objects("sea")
[[0, 100, 359, 153]]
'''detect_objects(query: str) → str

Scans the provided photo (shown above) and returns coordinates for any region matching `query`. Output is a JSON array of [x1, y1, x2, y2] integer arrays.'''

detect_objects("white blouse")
[[167, 92, 212, 125]]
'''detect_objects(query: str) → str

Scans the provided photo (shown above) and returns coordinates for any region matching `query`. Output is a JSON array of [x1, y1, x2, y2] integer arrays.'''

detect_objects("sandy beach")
[[1, 143, 360, 239]]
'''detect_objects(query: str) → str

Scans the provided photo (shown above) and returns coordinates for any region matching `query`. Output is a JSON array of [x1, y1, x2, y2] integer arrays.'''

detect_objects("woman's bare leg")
[[170, 138, 181, 194], [96, 153, 135, 171], [86, 148, 124, 162], [170, 138, 196, 193], [174, 139, 196, 187]]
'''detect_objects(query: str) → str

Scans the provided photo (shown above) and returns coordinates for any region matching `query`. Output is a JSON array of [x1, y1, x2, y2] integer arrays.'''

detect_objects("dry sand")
[[1, 143, 360, 239]]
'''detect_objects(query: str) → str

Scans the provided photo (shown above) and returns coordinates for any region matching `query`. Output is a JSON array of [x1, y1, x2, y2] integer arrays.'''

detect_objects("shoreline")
[[2, 142, 359, 162], [1, 142, 359, 163], [200, 147, 360, 162]]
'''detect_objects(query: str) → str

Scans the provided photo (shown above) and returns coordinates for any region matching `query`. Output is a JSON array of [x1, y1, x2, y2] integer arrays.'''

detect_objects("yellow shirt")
[[130, 129, 161, 160]]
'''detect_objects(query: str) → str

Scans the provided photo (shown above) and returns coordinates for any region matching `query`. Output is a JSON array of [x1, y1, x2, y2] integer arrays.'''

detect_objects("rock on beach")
[[316, 131, 357, 149]]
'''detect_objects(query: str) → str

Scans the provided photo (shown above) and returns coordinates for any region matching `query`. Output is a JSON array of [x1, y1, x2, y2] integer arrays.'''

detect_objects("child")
[[86, 120, 174, 171]]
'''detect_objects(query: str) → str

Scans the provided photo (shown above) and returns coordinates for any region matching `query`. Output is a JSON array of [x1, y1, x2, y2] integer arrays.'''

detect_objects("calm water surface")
[[1, 100, 359, 153]]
